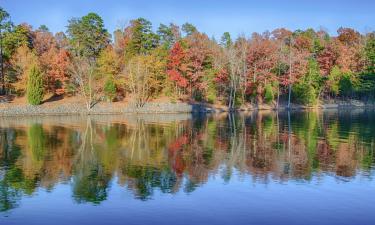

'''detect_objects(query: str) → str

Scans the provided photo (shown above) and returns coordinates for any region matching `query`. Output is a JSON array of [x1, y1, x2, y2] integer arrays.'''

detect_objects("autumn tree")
[[184, 32, 213, 100], [33, 26, 70, 95], [1, 22, 32, 94], [247, 32, 278, 104], [55, 31, 69, 49], [124, 53, 166, 108], [284, 33, 309, 107], [9, 44, 37, 93], [69, 55, 98, 110], [217, 32, 245, 108], [97, 46, 121, 101], [224, 43, 240, 108], [167, 42, 188, 97], [235, 36, 250, 104], [317, 43, 338, 76], [271, 28, 293, 107]]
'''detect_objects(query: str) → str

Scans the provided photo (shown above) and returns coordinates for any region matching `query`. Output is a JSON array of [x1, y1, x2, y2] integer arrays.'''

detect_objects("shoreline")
[[1, 100, 375, 116]]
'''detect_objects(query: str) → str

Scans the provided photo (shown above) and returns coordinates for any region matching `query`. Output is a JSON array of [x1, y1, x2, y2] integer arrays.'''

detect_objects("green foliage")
[[28, 124, 46, 161], [313, 38, 324, 54], [292, 82, 317, 105], [157, 23, 179, 49], [220, 32, 232, 48], [181, 23, 197, 36], [204, 69, 217, 104], [206, 89, 216, 104], [339, 73, 354, 97], [264, 84, 274, 104], [365, 33, 375, 73], [353, 73, 375, 99], [305, 58, 323, 88], [1, 11, 375, 107], [73, 164, 109, 204], [67, 13, 110, 58], [37, 25, 49, 32], [292, 58, 322, 105], [328, 66, 342, 95], [26, 65, 44, 105], [103, 77, 116, 102], [124, 18, 159, 59], [2, 24, 31, 59]]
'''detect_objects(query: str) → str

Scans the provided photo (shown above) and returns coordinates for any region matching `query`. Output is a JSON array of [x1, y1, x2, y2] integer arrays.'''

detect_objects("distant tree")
[[113, 29, 125, 54], [55, 31, 69, 49], [157, 23, 180, 49], [364, 33, 375, 73], [220, 32, 232, 48], [67, 13, 110, 59], [37, 25, 49, 32], [337, 27, 360, 46], [182, 23, 197, 36], [0, 7, 12, 94], [123, 18, 159, 58], [32, 26, 55, 56]]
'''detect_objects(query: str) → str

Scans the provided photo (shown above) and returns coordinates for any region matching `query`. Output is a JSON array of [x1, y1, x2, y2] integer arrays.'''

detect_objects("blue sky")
[[2, 0, 375, 38]]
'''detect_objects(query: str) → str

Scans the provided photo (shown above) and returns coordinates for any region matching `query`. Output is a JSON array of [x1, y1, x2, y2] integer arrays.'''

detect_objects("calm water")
[[0, 110, 374, 225]]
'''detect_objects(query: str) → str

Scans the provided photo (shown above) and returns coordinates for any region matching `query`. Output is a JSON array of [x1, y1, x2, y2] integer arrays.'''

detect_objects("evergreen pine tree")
[[27, 65, 44, 105]]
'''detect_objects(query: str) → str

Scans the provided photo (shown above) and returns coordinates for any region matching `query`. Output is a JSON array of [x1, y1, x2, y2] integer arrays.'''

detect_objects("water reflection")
[[0, 111, 374, 212]]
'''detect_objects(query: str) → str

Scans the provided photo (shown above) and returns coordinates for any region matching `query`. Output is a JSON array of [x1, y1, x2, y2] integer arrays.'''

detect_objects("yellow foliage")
[[10, 45, 38, 93]]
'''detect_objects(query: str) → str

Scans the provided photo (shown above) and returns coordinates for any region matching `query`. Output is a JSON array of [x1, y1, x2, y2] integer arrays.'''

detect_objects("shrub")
[[339, 74, 354, 97], [264, 84, 274, 104], [292, 82, 317, 105], [103, 77, 116, 102], [27, 65, 44, 105], [206, 88, 216, 104]]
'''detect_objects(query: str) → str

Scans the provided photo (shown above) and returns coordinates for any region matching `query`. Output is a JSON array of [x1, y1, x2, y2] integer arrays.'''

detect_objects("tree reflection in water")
[[0, 111, 374, 211]]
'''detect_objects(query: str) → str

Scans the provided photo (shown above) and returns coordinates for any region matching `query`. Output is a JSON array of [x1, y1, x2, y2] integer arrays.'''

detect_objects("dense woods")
[[1, 8, 375, 108]]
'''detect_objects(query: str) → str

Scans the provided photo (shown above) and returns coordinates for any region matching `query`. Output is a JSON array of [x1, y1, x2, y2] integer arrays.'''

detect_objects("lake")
[[0, 110, 374, 225]]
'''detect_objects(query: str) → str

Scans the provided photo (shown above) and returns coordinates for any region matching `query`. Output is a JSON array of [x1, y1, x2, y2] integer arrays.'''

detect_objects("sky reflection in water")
[[0, 110, 374, 225]]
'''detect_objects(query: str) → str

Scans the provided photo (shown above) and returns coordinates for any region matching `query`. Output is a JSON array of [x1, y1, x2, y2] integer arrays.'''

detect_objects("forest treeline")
[[1, 8, 375, 108]]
